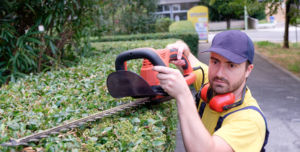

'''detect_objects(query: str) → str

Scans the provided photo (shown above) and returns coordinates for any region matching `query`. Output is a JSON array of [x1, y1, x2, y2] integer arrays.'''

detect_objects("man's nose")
[[215, 64, 225, 77]]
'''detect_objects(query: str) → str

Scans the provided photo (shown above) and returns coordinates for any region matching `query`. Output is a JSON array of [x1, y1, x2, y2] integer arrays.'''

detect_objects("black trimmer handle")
[[115, 48, 166, 71]]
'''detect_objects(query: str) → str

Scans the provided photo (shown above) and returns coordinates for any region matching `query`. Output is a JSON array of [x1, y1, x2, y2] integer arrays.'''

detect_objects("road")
[[208, 24, 300, 43]]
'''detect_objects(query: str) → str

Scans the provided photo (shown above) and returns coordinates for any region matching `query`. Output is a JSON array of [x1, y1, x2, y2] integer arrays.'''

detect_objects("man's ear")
[[245, 64, 254, 78]]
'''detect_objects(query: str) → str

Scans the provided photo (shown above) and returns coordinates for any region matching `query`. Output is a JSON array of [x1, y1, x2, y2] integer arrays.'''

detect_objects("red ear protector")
[[197, 83, 246, 112]]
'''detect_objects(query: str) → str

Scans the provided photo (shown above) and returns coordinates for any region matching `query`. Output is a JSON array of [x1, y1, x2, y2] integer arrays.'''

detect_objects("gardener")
[[153, 30, 269, 152]]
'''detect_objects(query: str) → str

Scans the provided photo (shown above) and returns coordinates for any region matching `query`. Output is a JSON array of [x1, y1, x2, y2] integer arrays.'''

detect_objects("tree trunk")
[[283, 0, 291, 48], [226, 18, 231, 30]]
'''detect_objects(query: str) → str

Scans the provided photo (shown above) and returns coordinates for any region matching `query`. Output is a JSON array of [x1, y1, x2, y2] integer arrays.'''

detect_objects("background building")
[[155, 0, 201, 21]]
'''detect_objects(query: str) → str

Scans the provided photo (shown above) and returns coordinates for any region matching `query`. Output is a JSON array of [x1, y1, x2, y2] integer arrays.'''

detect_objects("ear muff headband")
[[223, 85, 246, 110], [200, 83, 247, 112]]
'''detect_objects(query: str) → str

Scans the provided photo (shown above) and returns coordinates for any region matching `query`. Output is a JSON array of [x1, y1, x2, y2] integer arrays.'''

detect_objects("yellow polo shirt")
[[193, 62, 266, 152]]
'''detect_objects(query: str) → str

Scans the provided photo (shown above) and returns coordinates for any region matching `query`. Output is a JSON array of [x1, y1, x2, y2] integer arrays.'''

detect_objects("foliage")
[[0, 0, 102, 86], [0, 39, 180, 151], [265, 0, 282, 15], [155, 18, 173, 32], [99, 0, 158, 35], [251, 9, 266, 21], [266, 0, 299, 18], [92, 32, 199, 56], [289, 1, 300, 26], [199, 0, 266, 29], [168, 21, 196, 33], [200, 0, 244, 21], [247, 2, 266, 20]]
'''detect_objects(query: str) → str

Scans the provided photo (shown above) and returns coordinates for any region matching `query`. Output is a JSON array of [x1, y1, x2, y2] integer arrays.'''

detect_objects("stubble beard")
[[210, 76, 245, 95]]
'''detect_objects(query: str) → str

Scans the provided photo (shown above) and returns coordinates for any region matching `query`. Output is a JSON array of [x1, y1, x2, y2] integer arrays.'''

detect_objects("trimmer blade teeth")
[[39, 135, 49, 138], [28, 138, 39, 142], [69, 125, 78, 128]]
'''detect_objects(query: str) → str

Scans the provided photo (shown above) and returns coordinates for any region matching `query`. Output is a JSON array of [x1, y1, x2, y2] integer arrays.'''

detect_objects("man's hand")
[[152, 66, 190, 99], [166, 40, 191, 66]]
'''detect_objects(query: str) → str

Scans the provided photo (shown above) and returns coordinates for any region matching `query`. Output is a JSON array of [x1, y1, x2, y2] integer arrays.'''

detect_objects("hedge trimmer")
[[1, 48, 196, 147]]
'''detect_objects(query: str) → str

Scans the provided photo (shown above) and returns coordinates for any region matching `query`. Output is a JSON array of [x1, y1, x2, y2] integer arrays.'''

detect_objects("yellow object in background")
[[188, 6, 209, 42]]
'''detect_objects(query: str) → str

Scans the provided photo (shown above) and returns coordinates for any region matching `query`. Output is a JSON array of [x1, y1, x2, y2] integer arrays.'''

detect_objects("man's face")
[[208, 53, 253, 94]]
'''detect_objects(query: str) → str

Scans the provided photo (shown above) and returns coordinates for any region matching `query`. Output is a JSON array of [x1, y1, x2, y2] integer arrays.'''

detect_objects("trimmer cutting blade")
[[107, 70, 157, 98]]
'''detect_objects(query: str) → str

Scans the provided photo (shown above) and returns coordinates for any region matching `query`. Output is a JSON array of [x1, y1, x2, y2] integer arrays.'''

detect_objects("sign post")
[[187, 6, 209, 43]]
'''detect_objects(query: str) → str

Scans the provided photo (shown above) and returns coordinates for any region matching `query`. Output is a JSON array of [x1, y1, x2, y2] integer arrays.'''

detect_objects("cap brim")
[[202, 47, 247, 64]]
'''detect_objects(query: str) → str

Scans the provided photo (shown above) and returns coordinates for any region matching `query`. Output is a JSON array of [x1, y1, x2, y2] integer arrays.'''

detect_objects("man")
[[153, 30, 268, 152]]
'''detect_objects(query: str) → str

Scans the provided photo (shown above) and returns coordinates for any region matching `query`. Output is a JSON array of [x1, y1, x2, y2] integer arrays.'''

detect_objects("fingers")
[[153, 66, 188, 98], [166, 40, 190, 60], [152, 66, 174, 74], [171, 60, 185, 66], [153, 66, 180, 80], [153, 66, 177, 92], [177, 46, 184, 60]]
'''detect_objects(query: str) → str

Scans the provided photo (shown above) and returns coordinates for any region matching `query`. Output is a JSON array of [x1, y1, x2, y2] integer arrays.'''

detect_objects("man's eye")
[[230, 64, 235, 68]]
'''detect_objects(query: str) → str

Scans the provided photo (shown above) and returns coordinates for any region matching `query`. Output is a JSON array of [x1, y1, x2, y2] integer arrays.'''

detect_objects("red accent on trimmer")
[[140, 48, 195, 87]]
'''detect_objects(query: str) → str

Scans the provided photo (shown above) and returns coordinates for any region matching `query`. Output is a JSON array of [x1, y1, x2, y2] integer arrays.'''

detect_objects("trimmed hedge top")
[[93, 32, 199, 56]]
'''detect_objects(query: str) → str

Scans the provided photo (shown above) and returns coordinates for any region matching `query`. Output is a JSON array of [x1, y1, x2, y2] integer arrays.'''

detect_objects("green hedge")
[[93, 32, 199, 56], [155, 18, 173, 32], [0, 39, 180, 151], [169, 21, 196, 33]]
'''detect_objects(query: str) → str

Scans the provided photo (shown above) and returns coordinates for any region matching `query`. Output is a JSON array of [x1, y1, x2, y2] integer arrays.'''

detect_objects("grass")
[[255, 41, 300, 78], [258, 19, 269, 24]]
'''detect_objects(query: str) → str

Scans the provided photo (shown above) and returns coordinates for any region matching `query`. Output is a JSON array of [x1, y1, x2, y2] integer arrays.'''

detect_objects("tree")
[[266, 0, 300, 48], [284, 0, 292, 48], [99, 0, 158, 34], [199, 0, 264, 29], [246, 1, 267, 20], [0, 0, 102, 85]]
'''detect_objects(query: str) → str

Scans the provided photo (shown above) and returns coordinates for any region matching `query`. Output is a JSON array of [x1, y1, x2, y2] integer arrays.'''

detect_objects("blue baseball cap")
[[203, 30, 254, 64]]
